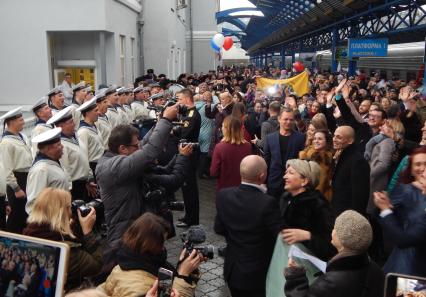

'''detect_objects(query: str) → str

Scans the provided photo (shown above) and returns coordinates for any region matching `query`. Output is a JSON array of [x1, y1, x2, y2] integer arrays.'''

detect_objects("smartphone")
[[384, 273, 426, 297], [158, 267, 174, 297]]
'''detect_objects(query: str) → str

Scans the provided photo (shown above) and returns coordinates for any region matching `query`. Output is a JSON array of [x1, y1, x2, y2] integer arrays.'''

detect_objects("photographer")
[[23, 188, 102, 291], [98, 213, 203, 297], [95, 105, 179, 266]]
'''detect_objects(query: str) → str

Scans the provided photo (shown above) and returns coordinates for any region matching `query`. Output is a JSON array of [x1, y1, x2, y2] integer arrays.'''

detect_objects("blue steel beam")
[[215, 7, 261, 19], [217, 18, 248, 31]]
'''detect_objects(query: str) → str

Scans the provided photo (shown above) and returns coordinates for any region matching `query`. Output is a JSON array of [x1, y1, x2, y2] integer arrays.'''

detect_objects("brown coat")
[[97, 265, 196, 297], [300, 149, 333, 202]]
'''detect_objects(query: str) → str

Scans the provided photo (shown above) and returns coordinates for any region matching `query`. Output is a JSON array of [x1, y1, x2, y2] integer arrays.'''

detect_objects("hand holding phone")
[[158, 268, 173, 297]]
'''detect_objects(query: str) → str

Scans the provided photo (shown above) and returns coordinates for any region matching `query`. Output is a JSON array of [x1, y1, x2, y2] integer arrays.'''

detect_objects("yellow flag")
[[256, 71, 310, 97]]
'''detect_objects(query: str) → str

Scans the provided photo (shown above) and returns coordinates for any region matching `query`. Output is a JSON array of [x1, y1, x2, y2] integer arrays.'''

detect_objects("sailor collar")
[[33, 152, 61, 166], [79, 120, 98, 133], [2, 130, 26, 144]]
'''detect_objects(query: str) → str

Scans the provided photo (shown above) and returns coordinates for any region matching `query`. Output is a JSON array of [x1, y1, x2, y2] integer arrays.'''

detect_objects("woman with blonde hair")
[[299, 114, 328, 160], [210, 116, 252, 192], [365, 118, 405, 213], [23, 188, 102, 291]]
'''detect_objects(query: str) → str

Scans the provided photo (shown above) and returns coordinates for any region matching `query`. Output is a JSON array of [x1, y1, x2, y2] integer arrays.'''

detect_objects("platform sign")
[[348, 38, 388, 59]]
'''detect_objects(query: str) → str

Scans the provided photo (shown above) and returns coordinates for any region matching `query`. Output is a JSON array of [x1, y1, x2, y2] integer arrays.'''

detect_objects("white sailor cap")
[[149, 82, 161, 88], [47, 87, 63, 97], [32, 127, 62, 144], [133, 85, 147, 93], [84, 85, 93, 92], [77, 97, 97, 112], [32, 97, 48, 113], [104, 85, 117, 96], [72, 81, 87, 92], [149, 93, 164, 101], [0, 107, 23, 122], [94, 92, 107, 103], [47, 106, 73, 125], [117, 87, 126, 94]]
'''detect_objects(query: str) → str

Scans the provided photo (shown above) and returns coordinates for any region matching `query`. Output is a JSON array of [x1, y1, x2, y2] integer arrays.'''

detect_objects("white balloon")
[[212, 33, 225, 48]]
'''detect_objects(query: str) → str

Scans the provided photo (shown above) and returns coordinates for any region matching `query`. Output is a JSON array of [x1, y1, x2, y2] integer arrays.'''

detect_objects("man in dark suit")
[[332, 126, 370, 216], [214, 155, 284, 297], [264, 107, 305, 198]]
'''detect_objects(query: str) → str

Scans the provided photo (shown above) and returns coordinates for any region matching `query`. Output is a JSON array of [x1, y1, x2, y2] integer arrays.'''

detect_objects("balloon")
[[223, 36, 234, 51], [212, 33, 225, 48], [293, 61, 305, 72], [210, 38, 220, 52]]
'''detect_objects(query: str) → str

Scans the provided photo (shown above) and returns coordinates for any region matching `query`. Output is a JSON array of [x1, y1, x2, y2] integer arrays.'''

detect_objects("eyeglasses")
[[125, 143, 140, 149]]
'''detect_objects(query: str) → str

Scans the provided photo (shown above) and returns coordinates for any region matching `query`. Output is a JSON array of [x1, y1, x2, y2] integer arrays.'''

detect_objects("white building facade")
[[0, 0, 218, 109]]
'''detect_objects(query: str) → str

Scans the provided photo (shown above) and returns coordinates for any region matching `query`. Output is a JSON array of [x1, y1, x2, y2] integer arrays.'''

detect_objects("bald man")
[[214, 155, 284, 297], [332, 126, 370, 216]]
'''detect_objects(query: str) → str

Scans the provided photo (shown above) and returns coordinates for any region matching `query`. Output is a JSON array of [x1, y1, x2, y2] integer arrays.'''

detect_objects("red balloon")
[[223, 37, 234, 51], [293, 61, 305, 72]]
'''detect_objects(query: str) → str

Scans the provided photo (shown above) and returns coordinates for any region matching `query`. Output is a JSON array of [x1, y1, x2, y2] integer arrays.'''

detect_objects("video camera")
[[143, 181, 185, 214], [181, 225, 215, 259]]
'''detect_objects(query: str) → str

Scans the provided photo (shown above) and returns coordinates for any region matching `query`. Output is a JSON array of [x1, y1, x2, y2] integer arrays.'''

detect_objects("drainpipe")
[[189, 0, 193, 73], [138, 2, 145, 76]]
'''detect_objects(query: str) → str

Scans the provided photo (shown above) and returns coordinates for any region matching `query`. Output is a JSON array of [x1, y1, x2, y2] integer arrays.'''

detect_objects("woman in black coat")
[[284, 210, 384, 297], [281, 159, 336, 261]]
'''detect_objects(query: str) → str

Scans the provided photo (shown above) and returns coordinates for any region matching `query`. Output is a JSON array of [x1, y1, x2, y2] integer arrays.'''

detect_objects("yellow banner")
[[256, 71, 310, 97]]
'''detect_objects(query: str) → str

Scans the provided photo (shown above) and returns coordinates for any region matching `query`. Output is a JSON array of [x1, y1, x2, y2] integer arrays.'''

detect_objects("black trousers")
[[182, 152, 200, 226], [89, 161, 98, 181], [229, 287, 265, 297], [0, 196, 6, 230], [197, 152, 210, 177], [6, 171, 28, 234], [71, 180, 89, 202]]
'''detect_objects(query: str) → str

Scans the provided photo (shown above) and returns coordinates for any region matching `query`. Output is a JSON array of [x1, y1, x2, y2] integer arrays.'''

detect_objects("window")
[[130, 37, 135, 82], [120, 35, 126, 85]]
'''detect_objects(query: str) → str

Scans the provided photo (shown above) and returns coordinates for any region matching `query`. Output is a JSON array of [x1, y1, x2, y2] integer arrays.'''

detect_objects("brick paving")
[[165, 177, 230, 297]]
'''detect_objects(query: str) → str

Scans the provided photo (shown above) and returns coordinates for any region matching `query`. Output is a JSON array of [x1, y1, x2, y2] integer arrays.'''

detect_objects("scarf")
[[116, 244, 175, 276], [364, 133, 394, 161]]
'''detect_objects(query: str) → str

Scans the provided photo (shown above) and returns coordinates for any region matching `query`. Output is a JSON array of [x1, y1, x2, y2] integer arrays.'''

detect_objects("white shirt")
[[30, 121, 52, 158], [60, 135, 92, 181], [241, 182, 267, 193], [77, 122, 104, 163], [0, 163, 6, 197], [95, 115, 112, 150], [69, 103, 82, 129], [124, 104, 134, 123], [60, 80, 74, 104], [0, 132, 33, 191], [106, 106, 120, 128], [26, 156, 71, 213], [131, 100, 150, 120], [117, 105, 130, 125]]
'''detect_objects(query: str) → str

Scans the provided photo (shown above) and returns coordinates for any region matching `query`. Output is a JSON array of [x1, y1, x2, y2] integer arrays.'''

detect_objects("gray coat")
[[96, 119, 172, 248], [255, 116, 279, 149], [367, 137, 395, 213]]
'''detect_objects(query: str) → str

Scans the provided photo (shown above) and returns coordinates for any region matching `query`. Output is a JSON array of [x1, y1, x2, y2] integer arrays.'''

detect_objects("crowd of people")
[[0, 65, 425, 296]]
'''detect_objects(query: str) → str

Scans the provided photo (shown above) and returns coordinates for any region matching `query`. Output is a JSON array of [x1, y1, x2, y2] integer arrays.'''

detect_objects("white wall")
[[0, 0, 106, 108], [142, 0, 187, 79], [0, 0, 141, 108]]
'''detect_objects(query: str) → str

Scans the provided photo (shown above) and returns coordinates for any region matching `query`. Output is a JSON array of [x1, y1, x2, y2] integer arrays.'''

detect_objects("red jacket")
[[210, 141, 252, 192]]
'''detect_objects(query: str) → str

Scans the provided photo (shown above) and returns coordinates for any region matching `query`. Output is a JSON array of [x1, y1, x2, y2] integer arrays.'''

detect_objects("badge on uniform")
[[183, 121, 190, 128], [188, 110, 194, 117]]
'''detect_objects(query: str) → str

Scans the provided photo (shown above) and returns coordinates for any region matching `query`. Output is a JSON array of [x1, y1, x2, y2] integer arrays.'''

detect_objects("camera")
[[143, 182, 185, 214], [181, 226, 215, 259], [71, 199, 103, 217], [179, 139, 199, 149]]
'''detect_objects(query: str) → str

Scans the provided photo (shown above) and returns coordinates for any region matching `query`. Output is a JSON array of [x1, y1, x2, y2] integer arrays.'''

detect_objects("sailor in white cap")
[[94, 91, 112, 150], [30, 97, 53, 157], [47, 87, 66, 115], [84, 85, 94, 102], [131, 86, 151, 121], [148, 93, 166, 119], [47, 107, 96, 201], [116, 87, 131, 125], [0, 107, 33, 233], [69, 81, 88, 129], [76, 98, 104, 178], [149, 82, 162, 95], [26, 127, 71, 214], [105, 86, 120, 128], [0, 163, 6, 229], [123, 87, 135, 123]]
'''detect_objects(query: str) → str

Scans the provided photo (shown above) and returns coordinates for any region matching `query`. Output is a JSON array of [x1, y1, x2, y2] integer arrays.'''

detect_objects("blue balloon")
[[210, 38, 220, 52]]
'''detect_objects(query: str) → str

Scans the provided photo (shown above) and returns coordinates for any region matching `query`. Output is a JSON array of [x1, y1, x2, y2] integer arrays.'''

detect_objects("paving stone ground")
[[165, 177, 231, 297]]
